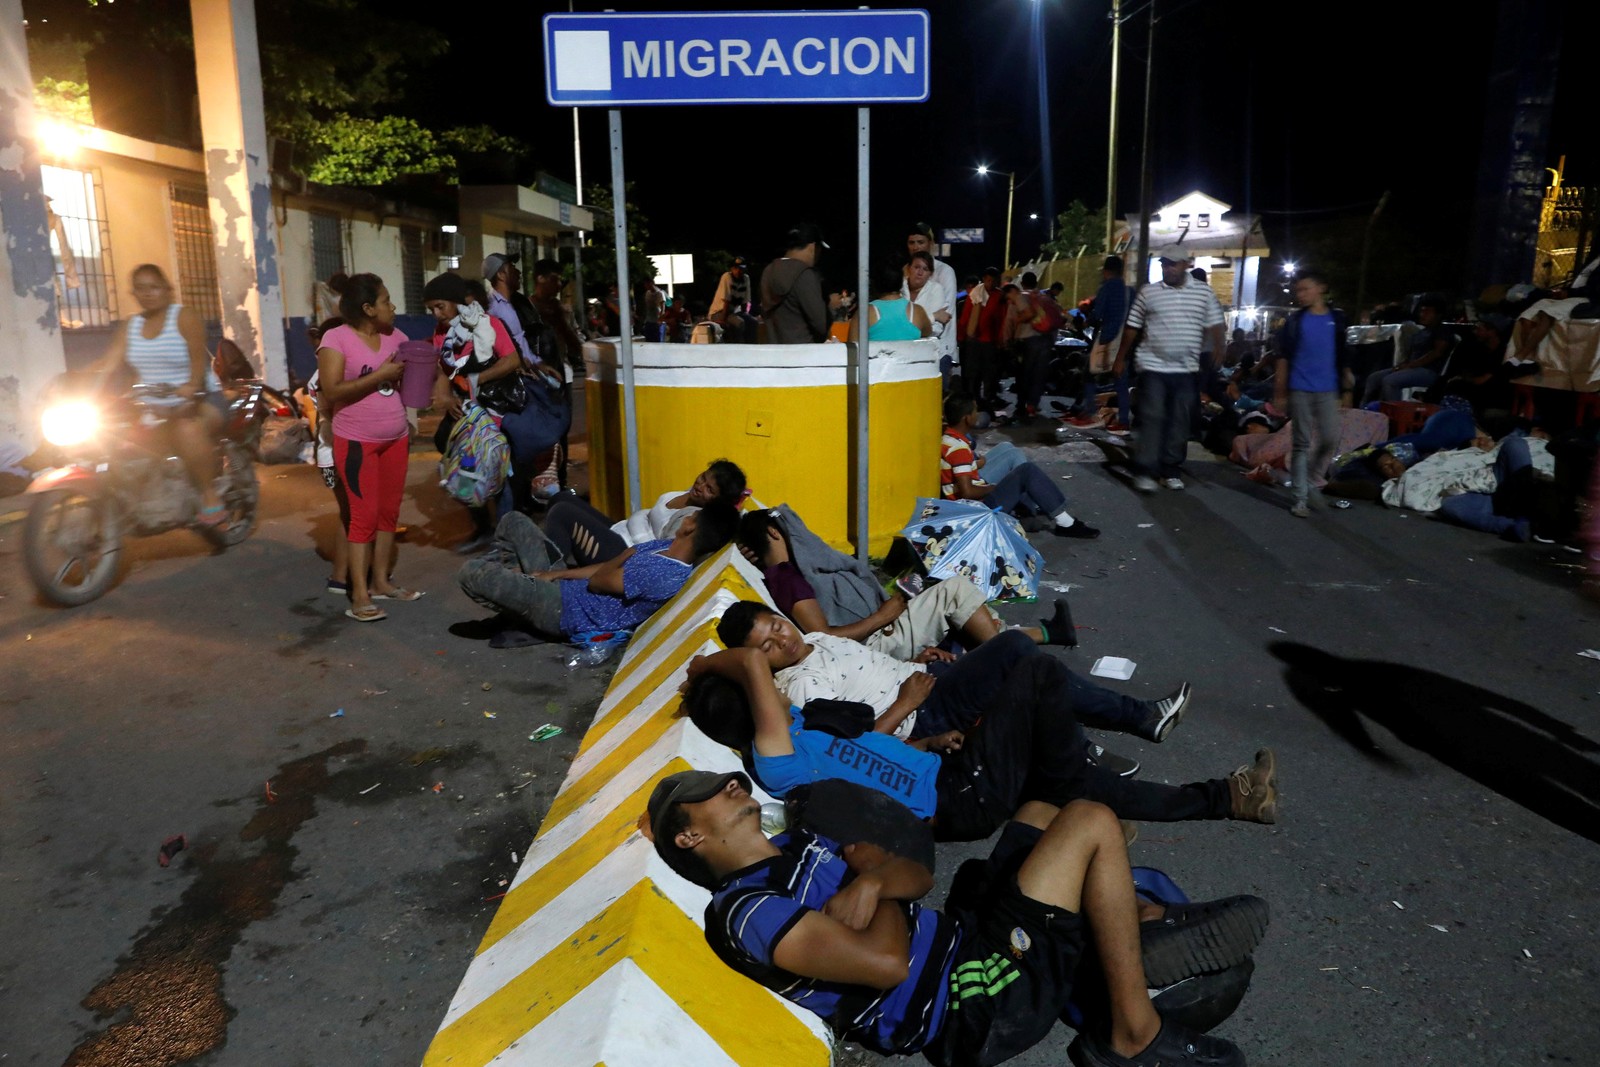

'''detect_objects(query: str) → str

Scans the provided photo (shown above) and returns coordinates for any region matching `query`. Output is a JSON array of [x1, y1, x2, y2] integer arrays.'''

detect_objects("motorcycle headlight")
[[41, 399, 100, 448]]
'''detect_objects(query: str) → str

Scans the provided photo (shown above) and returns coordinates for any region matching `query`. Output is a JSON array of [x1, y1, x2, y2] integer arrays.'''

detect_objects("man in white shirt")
[[907, 223, 959, 375], [1113, 250, 1225, 493]]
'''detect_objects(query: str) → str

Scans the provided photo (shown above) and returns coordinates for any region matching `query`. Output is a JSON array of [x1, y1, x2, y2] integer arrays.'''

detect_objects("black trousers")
[[543, 497, 628, 566], [931, 655, 1231, 842]]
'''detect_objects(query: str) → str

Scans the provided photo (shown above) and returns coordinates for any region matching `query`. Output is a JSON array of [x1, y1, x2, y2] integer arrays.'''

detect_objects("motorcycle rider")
[[87, 264, 228, 523]]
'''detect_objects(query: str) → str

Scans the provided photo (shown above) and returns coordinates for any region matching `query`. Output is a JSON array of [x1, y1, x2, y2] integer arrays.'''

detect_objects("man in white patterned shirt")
[[1113, 251, 1225, 492]]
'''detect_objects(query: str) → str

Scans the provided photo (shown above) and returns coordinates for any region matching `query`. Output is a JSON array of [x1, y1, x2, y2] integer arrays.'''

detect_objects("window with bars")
[[40, 165, 118, 329], [309, 211, 344, 285], [505, 231, 541, 273], [400, 226, 425, 313], [168, 184, 221, 321]]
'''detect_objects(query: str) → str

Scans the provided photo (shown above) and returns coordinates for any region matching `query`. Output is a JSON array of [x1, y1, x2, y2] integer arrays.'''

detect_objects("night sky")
[[24, 0, 1589, 303], [506, 0, 1588, 302]]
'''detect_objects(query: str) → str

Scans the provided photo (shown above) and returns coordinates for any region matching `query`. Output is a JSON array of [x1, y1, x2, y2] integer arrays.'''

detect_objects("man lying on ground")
[[738, 508, 1080, 651], [682, 644, 1279, 843], [457, 500, 739, 647], [643, 769, 1260, 1067], [718, 600, 1188, 759]]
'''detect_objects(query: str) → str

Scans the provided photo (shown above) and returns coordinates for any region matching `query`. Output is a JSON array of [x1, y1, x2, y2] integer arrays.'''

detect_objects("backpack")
[[1031, 292, 1066, 334], [439, 400, 509, 506]]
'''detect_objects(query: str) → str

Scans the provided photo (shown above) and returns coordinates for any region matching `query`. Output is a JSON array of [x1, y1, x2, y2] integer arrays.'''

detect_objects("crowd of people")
[[80, 223, 1598, 1067]]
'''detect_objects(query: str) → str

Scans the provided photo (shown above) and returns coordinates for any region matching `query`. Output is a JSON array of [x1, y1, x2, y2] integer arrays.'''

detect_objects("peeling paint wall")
[[0, 0, 70, 453], [191, 0, 288, 388]]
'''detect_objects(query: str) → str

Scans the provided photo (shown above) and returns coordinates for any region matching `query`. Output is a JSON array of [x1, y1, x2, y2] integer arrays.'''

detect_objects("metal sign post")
[[543, 8, 929, 554], [855, 107, 871, 561], [608, 109, 642, 514]]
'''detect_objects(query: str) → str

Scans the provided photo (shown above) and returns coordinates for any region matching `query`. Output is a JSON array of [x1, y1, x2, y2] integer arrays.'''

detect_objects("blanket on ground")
[[1230, 408, 1390, 476], [1381, 436, 1554, 512]]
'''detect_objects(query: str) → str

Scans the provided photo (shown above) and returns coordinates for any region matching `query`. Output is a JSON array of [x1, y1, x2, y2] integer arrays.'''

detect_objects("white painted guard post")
[[190, 0, 290, 388], [0, 0, 69, 456], [421, 547, 834, 1066]]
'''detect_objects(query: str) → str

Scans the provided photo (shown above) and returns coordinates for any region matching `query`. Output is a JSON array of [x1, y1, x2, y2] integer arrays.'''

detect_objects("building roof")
[[1120, 190, 1271, 258]]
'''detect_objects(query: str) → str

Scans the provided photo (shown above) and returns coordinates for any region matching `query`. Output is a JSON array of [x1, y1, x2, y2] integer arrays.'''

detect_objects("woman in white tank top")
[[90, 264, 227, 520]]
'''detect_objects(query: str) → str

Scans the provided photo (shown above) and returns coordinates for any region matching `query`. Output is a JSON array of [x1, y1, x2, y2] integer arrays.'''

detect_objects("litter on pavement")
[[157, 834, 187, 868], [1090, 657, 1137, 681], [529, 724, 564, 742], [1577, 649, 1600, 661]]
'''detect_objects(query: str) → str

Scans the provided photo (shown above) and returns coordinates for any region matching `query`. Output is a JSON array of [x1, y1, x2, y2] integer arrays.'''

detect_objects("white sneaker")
[[1132, 474, 1158, 494], [1161, 477, 1186, 491]]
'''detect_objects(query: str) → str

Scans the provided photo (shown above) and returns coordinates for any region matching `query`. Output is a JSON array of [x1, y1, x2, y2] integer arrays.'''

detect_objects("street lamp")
[[978, 164, 1017, 269], [1282, 261, 1298, 276]]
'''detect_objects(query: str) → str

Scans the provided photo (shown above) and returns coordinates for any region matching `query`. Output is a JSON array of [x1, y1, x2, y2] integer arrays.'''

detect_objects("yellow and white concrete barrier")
[[583, 339, 941, 554], [423, 546, 833, 1067]]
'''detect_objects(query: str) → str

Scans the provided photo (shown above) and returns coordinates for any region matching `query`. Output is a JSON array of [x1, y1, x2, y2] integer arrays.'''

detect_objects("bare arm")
[[584, 547, 635, 597], [770, 901, 911, 990], [1111, 325, 1142, 377], [951, 471, 994, 501], [685, 647, 796, 756], [911, 304, 933, 339], [315, 346, 403, 407], [87, 323, 127, 378], [788, 594, 907, 644], [872, 673, 933, 735], [177, 307, 211, 394]]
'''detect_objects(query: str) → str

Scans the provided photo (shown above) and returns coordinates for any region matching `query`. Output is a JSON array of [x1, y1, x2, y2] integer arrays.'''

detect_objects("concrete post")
[[190, 0, 288, 387], [0, 0, 69, 456]]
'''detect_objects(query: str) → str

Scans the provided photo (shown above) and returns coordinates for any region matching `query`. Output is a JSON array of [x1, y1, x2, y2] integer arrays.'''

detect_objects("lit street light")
[[978, 164, 1018, 268], [1282, 261, 1298, 276]]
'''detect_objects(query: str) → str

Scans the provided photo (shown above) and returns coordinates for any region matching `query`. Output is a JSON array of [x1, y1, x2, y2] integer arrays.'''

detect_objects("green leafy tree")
[[1041, 201, 1112, 258], [305, 115, 522, 187], [581, 182, 657, 296], [48, 0, 524, 186]]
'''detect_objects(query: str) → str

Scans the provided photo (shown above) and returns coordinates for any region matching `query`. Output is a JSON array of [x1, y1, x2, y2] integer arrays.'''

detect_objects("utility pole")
[[1355, 190, 1390, 318], [1105, 0, 1121, 254], [1134, 0, 1156, 285], [1004, 170, 1016, 270]]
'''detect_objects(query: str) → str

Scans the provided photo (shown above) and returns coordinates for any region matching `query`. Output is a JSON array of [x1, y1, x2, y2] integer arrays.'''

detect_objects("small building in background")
[[1117, 190, 1271, 307]]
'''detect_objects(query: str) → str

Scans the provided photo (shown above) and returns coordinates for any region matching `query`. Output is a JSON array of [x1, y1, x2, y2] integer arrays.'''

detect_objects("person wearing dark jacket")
[[760, 223, 831, 343], [1274, 271, 1352, 517]]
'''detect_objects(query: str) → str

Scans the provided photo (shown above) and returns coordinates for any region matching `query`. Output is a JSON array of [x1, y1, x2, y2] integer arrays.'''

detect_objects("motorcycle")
[[24, 379, 273, 606]]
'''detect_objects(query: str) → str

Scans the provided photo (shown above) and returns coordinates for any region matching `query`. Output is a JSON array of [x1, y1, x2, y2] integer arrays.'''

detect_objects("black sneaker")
[[1144, 683, 1192, 743], [1068, 1019, 1245, 1067], [1087, 743, 1140, 777], [1053, 520, 1102, 539], [1140, 895, 1270, 987]]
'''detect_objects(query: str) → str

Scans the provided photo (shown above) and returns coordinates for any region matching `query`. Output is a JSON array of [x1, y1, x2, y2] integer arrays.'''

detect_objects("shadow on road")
[[1270, 641, 1600, 844]]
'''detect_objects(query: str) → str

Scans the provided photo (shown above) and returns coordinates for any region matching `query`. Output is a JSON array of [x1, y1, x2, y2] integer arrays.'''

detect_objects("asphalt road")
[[1, 427, 1597, 1067]]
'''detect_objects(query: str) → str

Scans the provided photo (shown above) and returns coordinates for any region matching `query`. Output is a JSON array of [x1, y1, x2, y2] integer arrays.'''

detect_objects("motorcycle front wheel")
[[24, 487, 122, 606], [201, 442, 259, 548]]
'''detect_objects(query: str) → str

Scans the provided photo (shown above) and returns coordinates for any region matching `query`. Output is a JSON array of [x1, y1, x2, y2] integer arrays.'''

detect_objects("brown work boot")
[[1228, 748, 1278, 823]]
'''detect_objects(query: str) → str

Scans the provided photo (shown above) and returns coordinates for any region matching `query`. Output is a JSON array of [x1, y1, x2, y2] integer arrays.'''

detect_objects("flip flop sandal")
[[345, 605, 388, 622], [195, 503, 229, 527], [372, 588, 425, 602], [326, 579, 350, 595]]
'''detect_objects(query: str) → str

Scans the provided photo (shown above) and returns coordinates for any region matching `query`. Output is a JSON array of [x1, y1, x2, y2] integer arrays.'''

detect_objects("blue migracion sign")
[[543, 9, 931, 106], [941, 228, 985, 244]]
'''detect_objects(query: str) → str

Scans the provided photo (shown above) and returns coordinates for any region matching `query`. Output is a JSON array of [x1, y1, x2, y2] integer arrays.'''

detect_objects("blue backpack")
[[439, 401, 509, 506]]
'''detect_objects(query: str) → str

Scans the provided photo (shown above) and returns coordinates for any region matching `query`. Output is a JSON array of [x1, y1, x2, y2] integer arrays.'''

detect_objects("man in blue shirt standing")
[[1069, 256, 1132, 431], [1273, 271, 1351, 517]]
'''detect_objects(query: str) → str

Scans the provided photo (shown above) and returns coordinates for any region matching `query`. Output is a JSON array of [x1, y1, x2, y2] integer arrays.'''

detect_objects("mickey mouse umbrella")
[[900, 498, 1044, 604]]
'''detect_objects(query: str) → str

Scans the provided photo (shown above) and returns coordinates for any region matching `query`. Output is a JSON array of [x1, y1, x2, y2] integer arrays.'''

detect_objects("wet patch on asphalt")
[[63, 739, 498, 1065]]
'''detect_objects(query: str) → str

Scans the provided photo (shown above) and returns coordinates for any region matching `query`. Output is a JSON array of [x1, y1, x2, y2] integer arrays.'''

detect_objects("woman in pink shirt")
[[315, 273, 424, 621]]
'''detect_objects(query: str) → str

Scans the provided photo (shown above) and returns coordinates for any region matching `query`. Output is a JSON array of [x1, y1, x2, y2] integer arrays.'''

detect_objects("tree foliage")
[[43, 0, 524, 186], [580, 182, 658, 295], [1041, 201, 1112, 258], [305, 115, 522, 187]]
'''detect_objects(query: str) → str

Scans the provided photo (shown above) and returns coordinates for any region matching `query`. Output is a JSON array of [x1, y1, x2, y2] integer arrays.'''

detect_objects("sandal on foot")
[[345, 605, 388, 622], [326, 579, 350, 595], [195, 503, 228, 527], [372, 588, 425, 602]]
